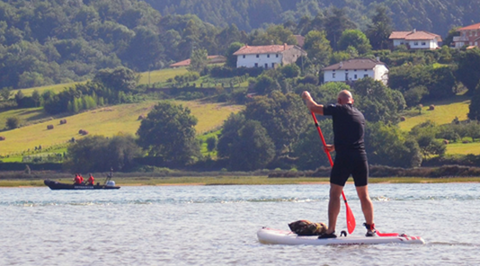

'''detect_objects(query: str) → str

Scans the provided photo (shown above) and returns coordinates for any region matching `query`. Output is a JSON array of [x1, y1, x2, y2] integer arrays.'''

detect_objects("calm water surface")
[[1, 183, 479, 265]]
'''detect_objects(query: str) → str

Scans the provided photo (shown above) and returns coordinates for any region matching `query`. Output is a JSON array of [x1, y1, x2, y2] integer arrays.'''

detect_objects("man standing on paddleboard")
[[302, 90, 376, 238]]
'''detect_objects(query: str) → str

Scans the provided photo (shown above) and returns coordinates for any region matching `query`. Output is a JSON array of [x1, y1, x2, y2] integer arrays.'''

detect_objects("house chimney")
[[339, 61, 343, 68], [413, 28, 416, 33], [376, 56, 380, 62]]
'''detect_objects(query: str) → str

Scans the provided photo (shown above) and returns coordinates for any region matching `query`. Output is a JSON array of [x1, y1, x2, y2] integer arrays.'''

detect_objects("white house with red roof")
[[453, 23, 480, 48], [322, 58, 388, 85], [389, 29, 442, 49], [233, 44, 306, 69]]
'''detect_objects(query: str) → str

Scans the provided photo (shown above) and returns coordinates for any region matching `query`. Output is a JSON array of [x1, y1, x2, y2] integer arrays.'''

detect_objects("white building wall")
[[393, 39, 438, 49], [324, 69, 375, 83], [236, 53, 283, 68], [408, 40, 438, 49]]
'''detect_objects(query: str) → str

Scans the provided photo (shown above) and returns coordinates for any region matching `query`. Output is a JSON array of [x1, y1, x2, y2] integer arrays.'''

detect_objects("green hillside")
[[0, 100, 243, 156], [399, 95, 470, 131]]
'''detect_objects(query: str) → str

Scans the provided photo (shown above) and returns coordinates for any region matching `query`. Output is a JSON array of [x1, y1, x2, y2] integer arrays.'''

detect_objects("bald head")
[[337, 90, 354, 104]]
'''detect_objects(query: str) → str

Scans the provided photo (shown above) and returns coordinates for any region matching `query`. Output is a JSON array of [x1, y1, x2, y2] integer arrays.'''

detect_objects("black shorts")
[[330, 152, 369, 187]]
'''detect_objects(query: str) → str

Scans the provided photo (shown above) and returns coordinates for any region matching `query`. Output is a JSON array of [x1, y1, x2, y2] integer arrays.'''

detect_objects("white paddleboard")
[[257, 227, 425, 246]]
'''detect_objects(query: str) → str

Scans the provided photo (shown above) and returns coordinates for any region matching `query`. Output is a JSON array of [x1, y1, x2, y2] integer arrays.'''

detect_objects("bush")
[[6, 117, 20, 130], [206, 136, 217, 152]]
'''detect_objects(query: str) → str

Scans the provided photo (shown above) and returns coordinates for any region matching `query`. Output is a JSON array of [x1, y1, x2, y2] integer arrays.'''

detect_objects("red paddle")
[[310, 111, 356, 234]]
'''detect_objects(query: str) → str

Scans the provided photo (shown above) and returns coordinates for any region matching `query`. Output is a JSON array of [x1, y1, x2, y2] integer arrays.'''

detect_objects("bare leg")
[[356, 185, 374, 225], [325, 183, 344, 234]]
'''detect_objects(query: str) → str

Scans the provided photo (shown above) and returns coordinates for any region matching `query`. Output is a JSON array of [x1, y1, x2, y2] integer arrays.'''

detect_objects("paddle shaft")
[[310, 111, 355, 233]]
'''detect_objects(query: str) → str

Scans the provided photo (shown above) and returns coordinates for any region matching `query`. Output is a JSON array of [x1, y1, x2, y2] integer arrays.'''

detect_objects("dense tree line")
[[144, 0, 480, 36]]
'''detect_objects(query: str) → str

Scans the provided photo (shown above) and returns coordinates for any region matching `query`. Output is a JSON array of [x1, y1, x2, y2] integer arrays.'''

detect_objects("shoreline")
[[1, 176, 480, 187]]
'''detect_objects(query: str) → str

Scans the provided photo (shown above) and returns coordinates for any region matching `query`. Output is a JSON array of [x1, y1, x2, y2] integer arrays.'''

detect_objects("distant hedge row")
[[268, 165, 480, 178]]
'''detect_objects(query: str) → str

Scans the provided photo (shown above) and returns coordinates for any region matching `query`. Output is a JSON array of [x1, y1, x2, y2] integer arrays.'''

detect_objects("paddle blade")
[[345, 203, 356, 234]]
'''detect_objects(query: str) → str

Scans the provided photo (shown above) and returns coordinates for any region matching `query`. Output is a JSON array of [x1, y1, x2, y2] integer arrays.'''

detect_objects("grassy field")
[[11, 82, 82, 97], [0, 100, 243, 156], [445, 142, 480, 155], [9, 68, 188, 97], [138, 68, 188, 85], [399, 95, 470, 131], [1, 175, 480, 187]]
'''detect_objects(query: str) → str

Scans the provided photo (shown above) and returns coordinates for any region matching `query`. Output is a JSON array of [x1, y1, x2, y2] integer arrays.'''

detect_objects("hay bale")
[[138, 115, 146, 120], [60, 119, 67, 124], [82, 130, 89, 135], [79, 129, 84, 134], [47, 125, 54, 130], [429, 104, 435, 110], [400, 116, 406, 121], [79, 129, 89, 135], [443, 139, 449, 145], [0, 136, 5, 141]]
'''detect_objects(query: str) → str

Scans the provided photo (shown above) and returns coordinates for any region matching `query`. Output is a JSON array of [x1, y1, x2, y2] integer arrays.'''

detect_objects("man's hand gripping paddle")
[[310, 111, 356, 234]]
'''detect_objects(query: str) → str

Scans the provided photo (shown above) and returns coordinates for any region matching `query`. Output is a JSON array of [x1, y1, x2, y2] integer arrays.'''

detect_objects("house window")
[[272, 63, 275, 68], [267, 54, 270, 58], [265, 63, 268, 69], [364, 74, 368, 78], [354, 69, 357, 72], [276, 54, 279, 58], [332, 73, 336, 78], [243, 55, 246, 58], [422, 42, 426, 45], [364, 69, 367, 71], [256, 54, 259, 58], [414, 42, 419, 45], [255, 63, 258, 67], [345, 73, 349, 81], [354, 74, 357, 79]]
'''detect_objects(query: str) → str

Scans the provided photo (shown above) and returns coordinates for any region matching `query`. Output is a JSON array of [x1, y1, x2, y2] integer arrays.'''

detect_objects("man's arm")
[[302, 91, 324, 115]]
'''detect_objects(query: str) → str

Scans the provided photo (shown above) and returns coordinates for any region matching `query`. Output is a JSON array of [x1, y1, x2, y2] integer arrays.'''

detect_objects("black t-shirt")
[[323, 103, 366, 154]]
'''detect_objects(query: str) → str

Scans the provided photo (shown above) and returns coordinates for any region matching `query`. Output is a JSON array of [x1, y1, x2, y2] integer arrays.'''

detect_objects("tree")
[[468, 82, 480, 120], [1, 87, 12, 101], [228, 121, 275, 171], [293, 119, 333, 169], [188, 48, 208, 72], [136, 101, 201, 165], [303, 30, 332, 68], [64, 134, 141, 173], [324, 7, 357, 51], [365, 122, 422, 167], [337, 29, 372, 54], [365, 6, 393, 50], [279, 64, 300, 78], [93, 67, 138, 92], [443, 27, 461, 48], [456, 49, 480, 94], [206, 136, 217, 152], [122, 26, 164, 72], [217, 113, 246, 159], [251, 25, 297, 46], [352, 78, 405, 124], [252, 75, 280, 95], [6, 117, 20, 130], [31, 90, 42, 107], [225, 42, 244, 68], [244, 91, 309, 155]]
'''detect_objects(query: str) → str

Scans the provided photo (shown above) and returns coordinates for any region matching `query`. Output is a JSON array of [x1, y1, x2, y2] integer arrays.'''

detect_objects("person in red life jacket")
[[87, 174, 95, 185], [78, 174, 85, 185], [74, 174, 82, 185]]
